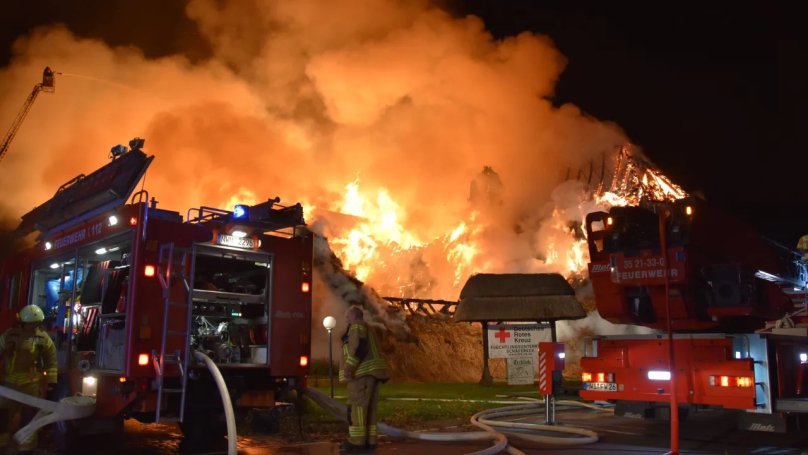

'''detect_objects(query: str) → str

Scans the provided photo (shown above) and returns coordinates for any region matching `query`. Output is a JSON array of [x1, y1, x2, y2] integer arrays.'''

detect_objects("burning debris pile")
[[310, 144, 688, 382], [599, 144, 688, 206]]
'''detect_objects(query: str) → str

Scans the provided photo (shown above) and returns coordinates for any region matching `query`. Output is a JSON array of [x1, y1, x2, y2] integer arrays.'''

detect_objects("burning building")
[[0, 1, 687, 381]]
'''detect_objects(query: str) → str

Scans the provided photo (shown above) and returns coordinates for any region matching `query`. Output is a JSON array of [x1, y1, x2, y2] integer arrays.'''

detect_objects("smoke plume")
[[1, 1, 632, 361]]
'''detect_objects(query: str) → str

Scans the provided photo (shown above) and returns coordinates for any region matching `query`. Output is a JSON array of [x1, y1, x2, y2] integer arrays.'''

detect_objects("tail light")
[[301, 261, 311, 293], [138, 353, 150, 366], [647, 370, 671, 381], [144, 265, 156, 277], [709, 375, 753, 388], [299, 355, 309, 367], [582, 371, 614, 383]]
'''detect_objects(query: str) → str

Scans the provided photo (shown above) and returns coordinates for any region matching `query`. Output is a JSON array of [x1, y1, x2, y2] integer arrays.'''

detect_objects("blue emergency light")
[[233, 204, 249, 219]]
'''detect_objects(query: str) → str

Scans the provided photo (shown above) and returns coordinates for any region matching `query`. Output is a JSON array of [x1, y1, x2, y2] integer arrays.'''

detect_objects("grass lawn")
[[292, 379, 562, 436]]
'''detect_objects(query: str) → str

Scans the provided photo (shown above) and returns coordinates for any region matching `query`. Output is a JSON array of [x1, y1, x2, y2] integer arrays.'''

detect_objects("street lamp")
[[323, 315, 337, 398]]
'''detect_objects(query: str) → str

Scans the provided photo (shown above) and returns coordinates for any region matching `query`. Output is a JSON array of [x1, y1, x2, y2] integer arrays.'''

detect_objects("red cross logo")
[[494, 329, 511, 343]]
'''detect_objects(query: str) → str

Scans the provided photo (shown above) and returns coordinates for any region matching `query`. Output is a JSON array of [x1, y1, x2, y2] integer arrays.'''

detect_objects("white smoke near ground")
[[0, 1, 639, 360]]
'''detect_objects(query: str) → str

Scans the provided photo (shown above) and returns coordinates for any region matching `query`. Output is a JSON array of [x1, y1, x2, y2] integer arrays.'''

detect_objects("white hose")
[[194, 350, 237, 455], [471, 400, 601, 446], [306, 386, 516, 455], [305, 387, 609, 454], [0, 385, 95, 444]]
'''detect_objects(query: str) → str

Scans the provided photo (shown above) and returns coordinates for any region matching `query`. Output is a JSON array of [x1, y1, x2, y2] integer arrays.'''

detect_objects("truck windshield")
[[606, 207, 660, 253]]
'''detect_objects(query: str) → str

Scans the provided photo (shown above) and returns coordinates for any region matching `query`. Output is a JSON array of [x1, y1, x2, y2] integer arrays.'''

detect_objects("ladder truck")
[[0, 67, 55, 162], [580, 197, 808, 432], [0, 138, 314, 451]]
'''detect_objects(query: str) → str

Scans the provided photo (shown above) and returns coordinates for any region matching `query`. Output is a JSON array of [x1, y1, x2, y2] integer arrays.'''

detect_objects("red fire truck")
[[0, 139, 313, 450], [580, 196, 808, 432]]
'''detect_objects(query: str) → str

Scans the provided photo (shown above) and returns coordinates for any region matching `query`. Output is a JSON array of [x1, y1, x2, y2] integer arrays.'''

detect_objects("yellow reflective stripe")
[[355, 359, 387, 375], [349, 426, 367, 436], [369, 330, 381, 357], [349, 324, 367, 335], [345, 355, 359, 367]]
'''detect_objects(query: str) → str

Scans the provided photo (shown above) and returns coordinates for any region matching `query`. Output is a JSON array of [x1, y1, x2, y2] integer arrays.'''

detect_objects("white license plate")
[[585, 382, 617, 391], [217, 234, 256, 249]]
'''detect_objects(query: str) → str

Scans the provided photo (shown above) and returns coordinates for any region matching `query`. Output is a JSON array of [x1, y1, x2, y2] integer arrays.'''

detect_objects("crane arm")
[[0, 85, 44, 162], [0, 67, 56, 163]]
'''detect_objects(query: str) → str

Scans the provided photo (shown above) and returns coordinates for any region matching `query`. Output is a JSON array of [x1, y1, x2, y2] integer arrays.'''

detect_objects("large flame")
[[317, 145, 687, 302]]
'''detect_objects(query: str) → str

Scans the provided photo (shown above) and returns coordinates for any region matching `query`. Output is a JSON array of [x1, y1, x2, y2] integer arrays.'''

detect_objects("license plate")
[[216, 234, 255, 249], [585, 382, 617, 391]]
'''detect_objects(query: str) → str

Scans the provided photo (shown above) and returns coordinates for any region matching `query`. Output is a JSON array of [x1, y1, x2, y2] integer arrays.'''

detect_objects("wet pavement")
[[18, 405, 808, 454]]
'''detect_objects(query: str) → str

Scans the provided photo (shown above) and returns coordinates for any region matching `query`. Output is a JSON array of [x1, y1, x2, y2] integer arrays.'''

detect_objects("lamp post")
[[323, 316, 337, 398]]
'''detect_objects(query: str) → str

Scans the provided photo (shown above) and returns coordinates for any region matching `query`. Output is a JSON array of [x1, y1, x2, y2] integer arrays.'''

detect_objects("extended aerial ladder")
[[0, 66, 56, 162]]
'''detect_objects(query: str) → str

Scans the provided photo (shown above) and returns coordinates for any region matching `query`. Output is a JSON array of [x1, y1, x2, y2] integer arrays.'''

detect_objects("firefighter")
[[339, 306, 388, 452], [0, 305, 57, 454]]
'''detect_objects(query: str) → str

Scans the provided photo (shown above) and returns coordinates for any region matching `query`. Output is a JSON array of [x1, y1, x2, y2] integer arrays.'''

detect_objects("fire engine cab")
[[0, 139, 313, 450], [580, 196, 808, 432]]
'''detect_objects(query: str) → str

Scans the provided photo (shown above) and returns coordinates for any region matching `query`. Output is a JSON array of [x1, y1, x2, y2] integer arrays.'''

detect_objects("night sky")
[[1, 2, 806, 247]]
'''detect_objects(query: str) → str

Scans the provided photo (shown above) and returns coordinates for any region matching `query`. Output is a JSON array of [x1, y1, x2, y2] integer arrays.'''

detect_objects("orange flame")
[[317, 144, 687, 299]]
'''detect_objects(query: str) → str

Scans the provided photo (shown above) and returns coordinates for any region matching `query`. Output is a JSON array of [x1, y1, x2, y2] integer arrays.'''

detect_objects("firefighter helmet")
[[19, 305, 44, 323]]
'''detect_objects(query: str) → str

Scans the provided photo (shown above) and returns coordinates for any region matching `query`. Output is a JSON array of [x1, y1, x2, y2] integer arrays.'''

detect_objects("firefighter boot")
[[339, 441, 367, 453]]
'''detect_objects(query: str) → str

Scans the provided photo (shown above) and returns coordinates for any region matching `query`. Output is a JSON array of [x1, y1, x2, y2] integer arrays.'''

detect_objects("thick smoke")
[[1, 1, 631, 358]]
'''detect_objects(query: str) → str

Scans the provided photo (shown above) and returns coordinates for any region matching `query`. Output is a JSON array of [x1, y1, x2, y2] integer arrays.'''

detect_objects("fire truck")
[[0, 139, 313, 449], [580, 196, 808, 432]]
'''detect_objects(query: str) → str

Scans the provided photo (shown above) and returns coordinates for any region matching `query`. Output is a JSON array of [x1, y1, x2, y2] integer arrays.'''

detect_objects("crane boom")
[[0, 67, 55, 162]]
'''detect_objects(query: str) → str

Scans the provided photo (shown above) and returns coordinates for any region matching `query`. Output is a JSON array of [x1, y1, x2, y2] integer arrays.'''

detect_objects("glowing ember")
[[606, 145, 687, 205]]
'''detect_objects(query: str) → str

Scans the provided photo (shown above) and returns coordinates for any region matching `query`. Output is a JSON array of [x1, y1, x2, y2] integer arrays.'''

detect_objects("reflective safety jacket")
[[0, 326, 57, 386], [339, 321, 388, 382]]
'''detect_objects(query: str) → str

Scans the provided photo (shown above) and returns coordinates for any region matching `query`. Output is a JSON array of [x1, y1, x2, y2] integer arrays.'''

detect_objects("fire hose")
[[304, 387, 606, 454], [0, 351, 236, 454], [0, 385, 95, 445], [471, 398, 605, 447], [194, 350, 238, 455]]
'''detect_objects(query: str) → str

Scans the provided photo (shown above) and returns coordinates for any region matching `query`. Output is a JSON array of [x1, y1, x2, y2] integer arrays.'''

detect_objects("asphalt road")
[[20, 405, 808, 454]]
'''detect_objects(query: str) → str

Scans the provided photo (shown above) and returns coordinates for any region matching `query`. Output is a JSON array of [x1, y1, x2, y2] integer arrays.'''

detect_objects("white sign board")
[[507, 357, 535, 385], [487, 324, 552, 386], [487, 324, 550, 359]]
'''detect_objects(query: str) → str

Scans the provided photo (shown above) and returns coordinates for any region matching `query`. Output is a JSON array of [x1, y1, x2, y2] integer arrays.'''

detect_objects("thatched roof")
[[454, 273, 586, 322]]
